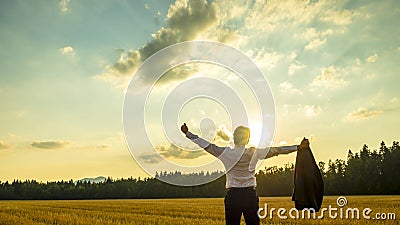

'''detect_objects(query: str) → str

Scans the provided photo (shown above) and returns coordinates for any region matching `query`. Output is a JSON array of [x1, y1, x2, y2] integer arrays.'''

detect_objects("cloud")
[[295, 134, 316, 143], [157, 64, 199, 84], [244, 1, 320, 32], [279, 140, 288, 145], [157, 143, 207, 160], [211, 28, 243, 45], [241, 0, 355, 52], [296, 27, 333, 50], [216, 129, 230, 141], [59, 0, 70, 13], [96, 0, 218, 87], [31, 141, 69, 149], [367, 53, 378, 63], [302, 105, 322, 117], [304, 28, 333, 40], [59, 46, 75, 55], [288, 61, 306, 75], [310, 66, 347, 89], [0, 141, 11, 149], [246, 49, 282, 70], [351, 58, 362, 73], [279, 81, 303, 95], [320, 8, 356, 25], [288, 51, 297, 60], [243, 0, 355, 34], [96, 145, 110, 149], [96, 0, 361, 89], [139, 153, 163, 164], [304, 38, 327, 50], [345, 108, 383, 122]]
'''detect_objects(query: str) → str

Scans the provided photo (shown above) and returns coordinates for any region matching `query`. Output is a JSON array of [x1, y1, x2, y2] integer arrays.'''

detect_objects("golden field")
[[0, 196, 398, 225]]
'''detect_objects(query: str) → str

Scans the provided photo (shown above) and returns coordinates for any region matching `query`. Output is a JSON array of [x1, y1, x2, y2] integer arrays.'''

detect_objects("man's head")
[[233, 126, 250, 146]]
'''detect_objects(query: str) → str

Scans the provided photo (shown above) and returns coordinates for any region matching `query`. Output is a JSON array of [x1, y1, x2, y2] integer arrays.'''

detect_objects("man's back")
[[223, 148, 256, 188]]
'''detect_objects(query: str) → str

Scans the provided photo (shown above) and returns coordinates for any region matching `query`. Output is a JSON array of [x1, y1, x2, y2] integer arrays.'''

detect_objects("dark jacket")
[[292, 147, 324, 211]]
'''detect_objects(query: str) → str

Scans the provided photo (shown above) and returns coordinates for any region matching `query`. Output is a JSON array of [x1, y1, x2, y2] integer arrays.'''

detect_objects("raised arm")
[[265, 146, 298, 158], [263, 138, 310, 159], [181, 123, 226, 157]]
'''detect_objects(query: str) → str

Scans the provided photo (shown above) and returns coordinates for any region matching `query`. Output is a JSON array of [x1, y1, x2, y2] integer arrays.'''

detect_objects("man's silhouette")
[[181, 123, 309, 225]]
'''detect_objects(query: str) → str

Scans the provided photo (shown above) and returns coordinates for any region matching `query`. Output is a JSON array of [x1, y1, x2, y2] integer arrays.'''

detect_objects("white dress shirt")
[[186, 131, 298, 189]]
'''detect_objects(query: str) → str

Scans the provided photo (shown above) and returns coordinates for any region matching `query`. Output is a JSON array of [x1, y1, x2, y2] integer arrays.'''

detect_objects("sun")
[[248, 122, 264, 147]]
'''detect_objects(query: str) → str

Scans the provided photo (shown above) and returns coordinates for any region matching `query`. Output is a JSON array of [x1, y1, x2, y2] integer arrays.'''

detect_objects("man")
[[180, 123, 309, 225]]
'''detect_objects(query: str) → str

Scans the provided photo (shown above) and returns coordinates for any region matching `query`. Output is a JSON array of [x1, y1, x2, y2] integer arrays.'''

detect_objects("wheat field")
[[0, 196, 398, 225]]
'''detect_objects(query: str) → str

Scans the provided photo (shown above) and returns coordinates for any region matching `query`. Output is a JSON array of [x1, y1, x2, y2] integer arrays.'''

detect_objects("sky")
[[0, 0, 399, 182]]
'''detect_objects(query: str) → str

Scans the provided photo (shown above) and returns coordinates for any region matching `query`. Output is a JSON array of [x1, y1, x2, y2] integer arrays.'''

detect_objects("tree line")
[[0, 141, 398, 199]]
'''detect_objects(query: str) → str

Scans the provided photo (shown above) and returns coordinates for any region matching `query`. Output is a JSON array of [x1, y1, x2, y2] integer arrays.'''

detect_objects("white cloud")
[[367, 53, 378, 63], [310, 65, 347, 89], [246, 49, 282, 70], [302, 105, 322, 117], [279, 81, 303, 95], [200, 27, 247, 48], [305, 38, 327, 50], [302, 27, 319, 40], [215, 127, 231, 142], [96, 0, 218, 88], [243, 0, 357, 37], [279, 140, 288, 145], [345, 108, 383, 122], [288, 60, 306, 75], [241, 0, 353, 48], [295, 134, 316, 143], [157, 143, 207, 160], [288, 51, 297, 60], [319, 8, 356, 25], [351, 58, 362, 73], [297, 27, 332, 50], [31, 140, 69, 149], [244, 1, 327, 33], [302, 28, 333, 40], [96, 0, 361, 89], [94, 0, 366, 91], [92, 73, 131, 90], [59, 46, 75, 55], [139, 153, 162, 164], [281, 104, 290, 117], [59, 0, 70, 13]]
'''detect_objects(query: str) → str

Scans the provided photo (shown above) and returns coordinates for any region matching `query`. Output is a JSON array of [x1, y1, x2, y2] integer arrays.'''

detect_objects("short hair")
[[233, 126, 250, 146]]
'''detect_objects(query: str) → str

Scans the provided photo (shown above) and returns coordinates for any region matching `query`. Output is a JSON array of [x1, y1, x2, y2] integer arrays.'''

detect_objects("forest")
[[0, 141, 399, 199]]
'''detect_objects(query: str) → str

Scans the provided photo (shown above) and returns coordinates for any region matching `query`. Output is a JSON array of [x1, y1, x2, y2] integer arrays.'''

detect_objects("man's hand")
[[297, 137, 310, 150], [181, 123, 188, 134]]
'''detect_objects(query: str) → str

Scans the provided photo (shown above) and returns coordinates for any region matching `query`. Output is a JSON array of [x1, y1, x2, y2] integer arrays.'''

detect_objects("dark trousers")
[[224, 187, 260, 225]]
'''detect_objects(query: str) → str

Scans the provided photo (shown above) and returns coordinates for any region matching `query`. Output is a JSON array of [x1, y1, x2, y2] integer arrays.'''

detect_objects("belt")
[[227, 186, 256, 191]]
